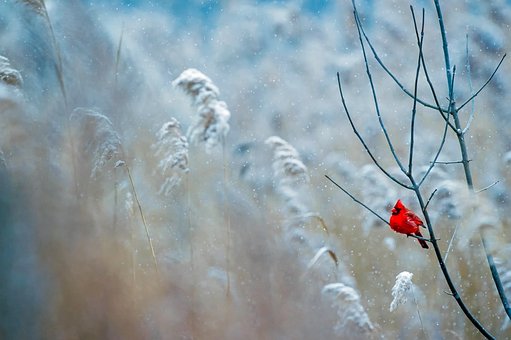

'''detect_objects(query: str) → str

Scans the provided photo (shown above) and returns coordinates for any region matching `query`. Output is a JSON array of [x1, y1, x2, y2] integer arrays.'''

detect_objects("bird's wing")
[[405, 210, 424, 227]]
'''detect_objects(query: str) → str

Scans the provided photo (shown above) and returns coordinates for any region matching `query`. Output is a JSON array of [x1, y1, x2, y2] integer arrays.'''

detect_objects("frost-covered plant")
[[265, 136, 308, 189], [0, 56, 23, 87], [172, 68, 230, 153], [70, 107, 122, 178], [390, 271, 414, 312], [322, 283, 374, 335], [265, 136, 309, 230], [152, 118, 189, 195]]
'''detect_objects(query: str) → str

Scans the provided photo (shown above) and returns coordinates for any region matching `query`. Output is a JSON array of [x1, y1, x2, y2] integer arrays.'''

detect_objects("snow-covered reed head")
[[152, 117, 189, 195], [266, 136, 310, 230], [70, 107, 122, 178], [173, 68, 230, 153], [172, 68, 219, 107], [265, 136, 308, 189], [0, 56, 23, 87], [322, 283, 374, 335], [390, 271, 414, 312]]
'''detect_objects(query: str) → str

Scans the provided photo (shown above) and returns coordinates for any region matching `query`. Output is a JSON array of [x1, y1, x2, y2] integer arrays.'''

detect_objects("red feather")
[[389, 200, 429, 249]]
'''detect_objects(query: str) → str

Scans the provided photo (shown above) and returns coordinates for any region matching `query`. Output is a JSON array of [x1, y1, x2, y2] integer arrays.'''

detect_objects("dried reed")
[[173, 68, 230, 153], [322, 283, 374, 336], [152, 118, 189, 196]]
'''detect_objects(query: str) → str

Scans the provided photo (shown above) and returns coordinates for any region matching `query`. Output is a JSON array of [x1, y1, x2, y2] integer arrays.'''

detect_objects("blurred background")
[[0, 0, 510, 338]]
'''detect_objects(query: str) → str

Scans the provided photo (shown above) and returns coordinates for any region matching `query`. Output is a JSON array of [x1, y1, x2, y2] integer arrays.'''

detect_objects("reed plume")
[[390, 271, 414, 312], [322, 283, 374, 335], [70, 108, 122, 179], [266, 136, 309, 231], [172, 68, 230, 153], [152, 118, 189, 196]]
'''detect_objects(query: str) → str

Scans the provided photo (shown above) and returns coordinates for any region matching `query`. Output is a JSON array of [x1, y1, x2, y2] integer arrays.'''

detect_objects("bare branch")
[[325, 175, 390, 227], [351, 1, 444, 112], [457, 54, 507, 112], [443, 223, 459, 263], [353, 11, 407, 175], [424, 188, 438, 210], [462, 34, 475, 134], [434, 0, 454, 98], [418, 104, 450, 188], [406, 233, 435, 243], [408, 7, 425, 176], [431, 160, 470, 165], [336, 73, 411, 189], [407, 9, 457, 132], [475, 180, 500, 194], [431, 2, 495, 336], [407, 7, 453, 187], [481, 234, 511, 321]]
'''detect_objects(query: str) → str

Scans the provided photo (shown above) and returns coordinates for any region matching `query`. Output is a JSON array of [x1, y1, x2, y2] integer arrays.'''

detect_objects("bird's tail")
[[415, 231, 429, 249]]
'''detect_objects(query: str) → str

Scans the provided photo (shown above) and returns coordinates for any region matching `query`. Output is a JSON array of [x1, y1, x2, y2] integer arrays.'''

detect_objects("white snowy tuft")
[[152, 117, 189, 195], [390, 271, 414, 312], [322, 283, 374, 335], [70, 107, 122, 178], [173, 68, 230, 153]]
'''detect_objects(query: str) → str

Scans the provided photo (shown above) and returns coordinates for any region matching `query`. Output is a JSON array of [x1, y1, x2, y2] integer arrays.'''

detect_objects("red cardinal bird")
[[389, 199, 429, 249]]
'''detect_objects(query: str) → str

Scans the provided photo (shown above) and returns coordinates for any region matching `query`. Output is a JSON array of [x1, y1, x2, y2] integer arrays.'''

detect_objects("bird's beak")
[[391, 208, 396, 214]]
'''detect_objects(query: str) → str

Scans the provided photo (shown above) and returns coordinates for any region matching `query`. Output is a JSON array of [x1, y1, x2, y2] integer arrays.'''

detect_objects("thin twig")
[[336, 72, 411, 189], [408, 7, 452, 187], [325, 175, 390, 227], [351, 1, 443, 112], [407, 7, 425, 176], [430, 160, 470, 165], [481, 233, 511, 321], [475, 180, 500, 194], [462, 34, 475, 134], [406, 233, 435, 243], [353, 11, 407, 175], [457, 54, 506, 112], [417, 109, 449, 188], [424, 188, 437, 210], [443, 223, 459, 263], [434, 0, 453, 98]]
